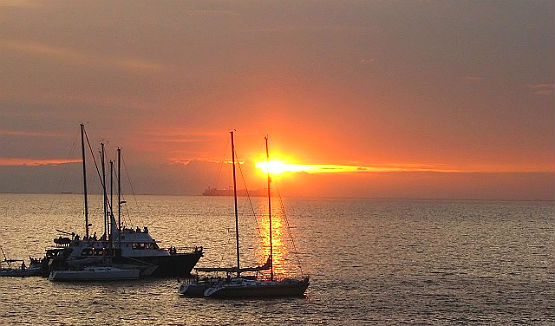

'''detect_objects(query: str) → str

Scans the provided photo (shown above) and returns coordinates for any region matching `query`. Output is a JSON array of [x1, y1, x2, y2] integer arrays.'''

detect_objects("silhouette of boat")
[[41, 124, 203, 278], [179, 132, 309, 298]]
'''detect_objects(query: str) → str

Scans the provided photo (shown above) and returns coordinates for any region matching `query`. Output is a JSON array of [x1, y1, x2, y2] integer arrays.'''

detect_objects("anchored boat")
[[179, 132, 309, 298], [0, 247, 42, 277], [43, 124, 203, 278]]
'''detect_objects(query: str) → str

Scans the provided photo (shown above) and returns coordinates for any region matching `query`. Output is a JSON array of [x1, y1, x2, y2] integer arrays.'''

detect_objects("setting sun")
[[256, 160, 309, 174]]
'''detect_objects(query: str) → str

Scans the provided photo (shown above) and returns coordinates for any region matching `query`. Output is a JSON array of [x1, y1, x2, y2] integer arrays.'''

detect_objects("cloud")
[[185, 9, 240, 17], [0, 129, 65, 137], [0, 39, 165, 73], [0, 0, 39, 8], [527, 83, 554, 96], [143, 130, 221, 142], [360, 58, 376, 65], [0, 158, 80, 166], [464, 76, 483, 82]]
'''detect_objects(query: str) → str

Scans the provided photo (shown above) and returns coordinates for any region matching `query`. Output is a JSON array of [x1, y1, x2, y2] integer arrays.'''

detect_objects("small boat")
[[0, 265, 42, 277], [48, 266, 140, 281], [179, 132, 309, 298], [0, 247, 42, 277]]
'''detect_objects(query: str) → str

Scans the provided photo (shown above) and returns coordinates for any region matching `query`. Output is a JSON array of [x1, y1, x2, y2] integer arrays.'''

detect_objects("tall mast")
[[110, 160, 114, 242], [101, 143, 107, 239], [80, 124, 89, 238], [230, 131, 241, 277], [117, 147, 122, 249], [265, 136, 274, 281]]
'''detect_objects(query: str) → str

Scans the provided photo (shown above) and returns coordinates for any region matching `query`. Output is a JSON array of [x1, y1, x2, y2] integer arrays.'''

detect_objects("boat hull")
[[204, 277, 310, 298], [0, 267, 42, 277], [48, 267, 140, 281], [179, 282, 209, 297], [134, 252, 203, 277], [42, 251, 203, 278]]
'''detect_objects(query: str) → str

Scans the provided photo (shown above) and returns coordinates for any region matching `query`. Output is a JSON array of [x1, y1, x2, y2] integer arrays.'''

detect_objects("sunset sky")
[[0, 1, 553, 199]]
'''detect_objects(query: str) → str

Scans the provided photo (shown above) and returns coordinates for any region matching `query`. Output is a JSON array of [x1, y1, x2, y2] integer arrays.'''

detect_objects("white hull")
[[49, 267, 140, 281]]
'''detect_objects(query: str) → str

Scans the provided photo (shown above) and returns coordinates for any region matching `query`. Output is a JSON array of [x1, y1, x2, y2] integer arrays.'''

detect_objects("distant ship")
[[202, 186, 267, 197]]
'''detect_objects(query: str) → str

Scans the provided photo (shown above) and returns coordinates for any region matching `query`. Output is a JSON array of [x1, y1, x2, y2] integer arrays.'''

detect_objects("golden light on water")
[[255, 203, 289, 279]]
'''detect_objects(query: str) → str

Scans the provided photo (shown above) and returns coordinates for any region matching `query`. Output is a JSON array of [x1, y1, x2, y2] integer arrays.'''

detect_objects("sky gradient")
[[1, 0, 553, 199]]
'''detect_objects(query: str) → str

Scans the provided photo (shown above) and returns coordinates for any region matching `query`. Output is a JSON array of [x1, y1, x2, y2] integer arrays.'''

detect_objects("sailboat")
[[42, 124, 203, 278], [178, 132, 309, 298]]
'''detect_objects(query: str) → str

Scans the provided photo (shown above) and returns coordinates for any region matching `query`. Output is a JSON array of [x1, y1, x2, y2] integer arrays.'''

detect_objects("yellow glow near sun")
[[256, 160, 308, 174], [255, 160, 464, 175], [256, 160, 370, 175]]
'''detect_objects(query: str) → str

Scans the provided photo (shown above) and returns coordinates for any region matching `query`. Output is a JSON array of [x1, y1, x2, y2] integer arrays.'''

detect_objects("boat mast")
[[101, 143, 108, 239], [110, 160, 114, 244], [230, 131, 241, 277], [265, 136, 274, 281], [117, 147, 122, 249], [80, 124, 90, 239]]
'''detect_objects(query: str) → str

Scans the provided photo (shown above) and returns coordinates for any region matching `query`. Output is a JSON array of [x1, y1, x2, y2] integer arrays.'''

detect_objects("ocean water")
[[0, 194, 553, 325]]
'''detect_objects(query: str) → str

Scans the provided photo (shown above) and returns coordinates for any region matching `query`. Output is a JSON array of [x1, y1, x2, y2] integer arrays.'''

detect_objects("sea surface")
[[0, 194, 553, 325]]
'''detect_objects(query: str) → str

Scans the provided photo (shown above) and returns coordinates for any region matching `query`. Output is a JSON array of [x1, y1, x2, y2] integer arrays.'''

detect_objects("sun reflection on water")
[[255, 201, 291, 279]]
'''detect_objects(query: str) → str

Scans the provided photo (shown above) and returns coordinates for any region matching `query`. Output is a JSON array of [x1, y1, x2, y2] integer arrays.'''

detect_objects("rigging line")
[[121, 155, 139, 226], [113, 167, 131, 228], [122, 194, 132, 227], [83, 130, 116, 223], [47, 139, 77, 213], [83, 129, 104, 188], [233, 148, 263, 239], [212, 154, 225, 190], [274, 182, 305, 276], [219, 227, 233, 266], [84, 132, 121, 238]]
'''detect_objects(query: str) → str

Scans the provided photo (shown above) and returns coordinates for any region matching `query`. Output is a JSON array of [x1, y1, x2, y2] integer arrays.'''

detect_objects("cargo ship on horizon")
[[202, 186, 267, 197]]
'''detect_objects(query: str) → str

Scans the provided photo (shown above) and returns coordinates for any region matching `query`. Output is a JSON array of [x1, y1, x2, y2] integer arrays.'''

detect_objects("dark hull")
[[130, 252, 203, 277], [207, 279, 309, 298], [42, 251, 203, 278]]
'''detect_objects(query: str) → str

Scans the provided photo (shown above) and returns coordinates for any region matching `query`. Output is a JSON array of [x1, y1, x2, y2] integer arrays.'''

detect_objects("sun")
[[255, 160, 309, 175]]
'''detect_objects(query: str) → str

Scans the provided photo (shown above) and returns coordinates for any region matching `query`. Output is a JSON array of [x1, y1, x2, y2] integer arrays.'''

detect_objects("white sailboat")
[[179, 132, 309, 298]]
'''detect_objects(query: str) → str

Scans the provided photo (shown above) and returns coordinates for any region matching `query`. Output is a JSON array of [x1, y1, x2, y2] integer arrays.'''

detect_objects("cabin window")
[[132, 243, 145, 250], [131, 242, 159, 250]]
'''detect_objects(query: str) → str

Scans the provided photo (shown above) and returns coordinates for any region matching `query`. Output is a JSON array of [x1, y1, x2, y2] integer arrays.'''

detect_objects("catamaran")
[[179, 132, 309, 298], [42, 124, 203, 278]]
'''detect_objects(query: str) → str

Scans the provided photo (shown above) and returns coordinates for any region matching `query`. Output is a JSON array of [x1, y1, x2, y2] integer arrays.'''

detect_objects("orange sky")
[[0, 1, 553, 199]]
